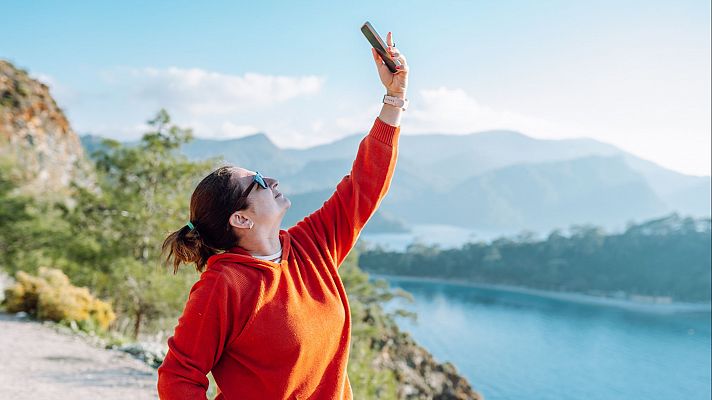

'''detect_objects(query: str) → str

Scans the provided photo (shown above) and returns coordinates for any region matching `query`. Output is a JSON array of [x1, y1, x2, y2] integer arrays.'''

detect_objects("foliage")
[[1, 109, 218, 339], [340, 248, 416, 399], [0, 156, 72, 277], [360, 214, 712, 302], [3, 267, 115, 331], [54, 109, 218, 338]]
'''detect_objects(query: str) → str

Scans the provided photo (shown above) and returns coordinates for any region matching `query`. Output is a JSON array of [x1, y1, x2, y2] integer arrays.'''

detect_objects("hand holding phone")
[[361, 21, 401, 73]]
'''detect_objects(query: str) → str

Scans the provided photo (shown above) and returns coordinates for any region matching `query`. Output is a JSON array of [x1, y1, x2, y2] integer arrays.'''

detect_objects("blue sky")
[[3, 0, 710, 175]]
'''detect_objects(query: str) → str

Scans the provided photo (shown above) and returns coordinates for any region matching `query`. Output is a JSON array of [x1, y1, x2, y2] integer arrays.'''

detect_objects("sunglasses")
[[249, 171, 268, 191], [231, 171, 269, 214]]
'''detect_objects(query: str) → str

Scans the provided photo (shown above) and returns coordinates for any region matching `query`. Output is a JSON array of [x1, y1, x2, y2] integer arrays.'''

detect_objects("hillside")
[[360, 213, 712, 303], [0, 60, 93, 200], [379, 155, 670, 231]]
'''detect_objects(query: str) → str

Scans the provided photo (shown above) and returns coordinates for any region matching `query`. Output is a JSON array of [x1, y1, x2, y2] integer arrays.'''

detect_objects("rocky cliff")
[[367, 309, 483, 399], [0, 60, 92, 199], [381, 332, 481, 399]]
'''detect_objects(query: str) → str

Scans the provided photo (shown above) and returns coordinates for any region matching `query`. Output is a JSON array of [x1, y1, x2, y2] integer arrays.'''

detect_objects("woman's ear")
[[229, 211, 253, 230]]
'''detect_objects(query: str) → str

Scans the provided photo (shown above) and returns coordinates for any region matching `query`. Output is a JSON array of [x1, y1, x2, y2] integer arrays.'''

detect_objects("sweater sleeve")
[[288, 117, 399, 268], [157, 270, 233, 399]]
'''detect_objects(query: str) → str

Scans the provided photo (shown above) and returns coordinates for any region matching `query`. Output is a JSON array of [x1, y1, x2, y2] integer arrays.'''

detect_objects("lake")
[[369, 274, 712, 400], [360, 224, 520, 252]]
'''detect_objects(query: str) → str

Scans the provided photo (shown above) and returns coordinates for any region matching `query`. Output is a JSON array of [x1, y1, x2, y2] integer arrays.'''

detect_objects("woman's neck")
[[238, 229, 282, 257]]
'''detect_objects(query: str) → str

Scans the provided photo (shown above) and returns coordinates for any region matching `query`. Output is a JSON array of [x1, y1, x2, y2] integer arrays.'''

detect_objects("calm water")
[[369, 274, 712, 400], [361, 224, 515, 252]]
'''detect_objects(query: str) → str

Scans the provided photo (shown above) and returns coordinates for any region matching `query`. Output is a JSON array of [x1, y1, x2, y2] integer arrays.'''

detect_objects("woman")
[[158, 31, 408, 400]]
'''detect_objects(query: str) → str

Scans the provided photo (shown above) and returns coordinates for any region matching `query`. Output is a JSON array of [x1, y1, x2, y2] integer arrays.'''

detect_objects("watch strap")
[[382, 94, 409, 111]]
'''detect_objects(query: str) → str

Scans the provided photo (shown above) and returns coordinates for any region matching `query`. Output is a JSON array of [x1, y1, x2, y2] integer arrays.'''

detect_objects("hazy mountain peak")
[[231, 132, 274, 146], [461, 129, 530, 139]]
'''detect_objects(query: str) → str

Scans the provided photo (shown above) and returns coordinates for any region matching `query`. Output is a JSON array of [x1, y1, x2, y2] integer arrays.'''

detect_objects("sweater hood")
[[205, 229, 292, 271]]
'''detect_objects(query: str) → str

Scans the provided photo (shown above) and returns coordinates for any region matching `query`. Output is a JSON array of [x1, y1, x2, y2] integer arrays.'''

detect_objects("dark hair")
[[162, 165, 251, 273]]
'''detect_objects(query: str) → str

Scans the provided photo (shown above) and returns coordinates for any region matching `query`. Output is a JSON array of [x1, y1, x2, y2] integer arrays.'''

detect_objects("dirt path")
[[0, 312, 158, 399]]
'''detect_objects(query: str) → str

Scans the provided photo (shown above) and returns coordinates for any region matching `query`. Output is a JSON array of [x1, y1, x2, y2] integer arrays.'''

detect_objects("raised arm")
[[374, 30, 408, 128], [288, 117, 400, 267], [288, 31, 409, 267]]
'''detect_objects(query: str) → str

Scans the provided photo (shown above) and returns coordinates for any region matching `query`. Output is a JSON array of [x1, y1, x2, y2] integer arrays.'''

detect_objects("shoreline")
[[368, 273, 712, 313]]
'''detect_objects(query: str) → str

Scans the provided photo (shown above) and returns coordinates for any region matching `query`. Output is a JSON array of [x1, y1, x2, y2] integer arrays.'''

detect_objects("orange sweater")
[[157, 117, 400, 399]]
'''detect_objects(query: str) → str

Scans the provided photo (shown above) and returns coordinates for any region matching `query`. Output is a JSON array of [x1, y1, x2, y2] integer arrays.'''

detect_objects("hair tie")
[[186, 221, 195, 231]]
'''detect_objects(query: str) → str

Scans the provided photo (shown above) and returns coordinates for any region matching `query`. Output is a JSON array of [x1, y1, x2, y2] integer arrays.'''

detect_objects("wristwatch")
[[382, 94, 409, 111]]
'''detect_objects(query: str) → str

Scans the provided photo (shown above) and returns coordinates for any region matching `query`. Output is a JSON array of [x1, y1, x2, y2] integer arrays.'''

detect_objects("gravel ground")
[[0, 312, 158, 399]]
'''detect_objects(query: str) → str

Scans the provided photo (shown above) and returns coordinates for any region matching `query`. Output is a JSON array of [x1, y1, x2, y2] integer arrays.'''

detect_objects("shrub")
[[2, 267, 116, 331]]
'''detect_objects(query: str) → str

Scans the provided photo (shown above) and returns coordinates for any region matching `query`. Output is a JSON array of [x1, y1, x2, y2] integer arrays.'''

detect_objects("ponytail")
[[161, 224, 217, 274]]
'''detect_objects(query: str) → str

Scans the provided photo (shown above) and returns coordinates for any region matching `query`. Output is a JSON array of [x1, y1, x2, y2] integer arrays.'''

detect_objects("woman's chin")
[[278, 196, 291, 208]]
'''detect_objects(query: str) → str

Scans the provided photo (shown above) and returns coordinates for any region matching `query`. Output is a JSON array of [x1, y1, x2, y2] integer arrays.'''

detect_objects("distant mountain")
[[79, 134, 109, 159], [378, 155, 668, 231], [80, 121, 710, 235], [664, 178, 712, 217], [282, 189, 409, 234], [181, 133, 302, 177], [620, 154, 711, 215], [292, 130, 623, 191], [280, 158, 354, 194]]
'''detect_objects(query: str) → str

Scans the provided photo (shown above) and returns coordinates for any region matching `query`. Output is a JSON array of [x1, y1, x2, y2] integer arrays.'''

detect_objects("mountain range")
[[81, 126, 710, 235]]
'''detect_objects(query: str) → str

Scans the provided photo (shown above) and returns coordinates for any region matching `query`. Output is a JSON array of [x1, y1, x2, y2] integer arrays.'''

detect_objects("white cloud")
[[403, 86, 568, 137], [400, 87, 711, 175], [317, 87, 578, 155], [333, 103, 383, 134], [104, 66, 325, 117], [52, 66, 328, 141]]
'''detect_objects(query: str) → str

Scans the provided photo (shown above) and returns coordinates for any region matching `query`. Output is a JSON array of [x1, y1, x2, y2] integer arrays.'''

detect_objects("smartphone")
[[361, 21, 401, 73]]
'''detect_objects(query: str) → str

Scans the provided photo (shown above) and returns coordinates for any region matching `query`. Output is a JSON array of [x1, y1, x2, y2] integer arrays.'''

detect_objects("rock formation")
[[375, 329, 483, 399], [0, 59, 93, 199]]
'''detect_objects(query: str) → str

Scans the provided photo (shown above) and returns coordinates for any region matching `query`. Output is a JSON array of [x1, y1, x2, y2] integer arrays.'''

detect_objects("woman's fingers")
[[372, 48, 389, 75], [371, 47, 379, 63], [388, 46, 407, 71], [372, 48, 386, 68], [371, 31, 408, 73]]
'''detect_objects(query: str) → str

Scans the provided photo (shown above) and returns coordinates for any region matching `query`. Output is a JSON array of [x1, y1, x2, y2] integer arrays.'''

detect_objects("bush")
[[2, 267, 116, 331]]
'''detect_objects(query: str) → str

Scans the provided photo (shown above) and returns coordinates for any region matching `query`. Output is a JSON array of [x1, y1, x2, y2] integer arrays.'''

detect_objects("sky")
[[2, 0, 710, 176]]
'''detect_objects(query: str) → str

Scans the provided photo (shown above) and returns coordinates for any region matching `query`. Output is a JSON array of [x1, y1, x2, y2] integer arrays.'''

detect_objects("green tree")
[[0, 156, 71, 276], [359, 214, 712, 302], [340, 248, 416, 399], [59, 109, 217, 338]]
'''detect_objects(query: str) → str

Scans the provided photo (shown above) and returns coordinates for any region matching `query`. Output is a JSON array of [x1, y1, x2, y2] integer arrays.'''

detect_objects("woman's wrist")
[[381, 90, 406, 127], [379, 102, 403, 127], [386, 90, 407, 99]]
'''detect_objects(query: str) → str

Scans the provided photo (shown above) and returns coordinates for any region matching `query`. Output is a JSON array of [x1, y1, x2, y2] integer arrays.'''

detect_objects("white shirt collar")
[[251, 245, 283, 261]]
